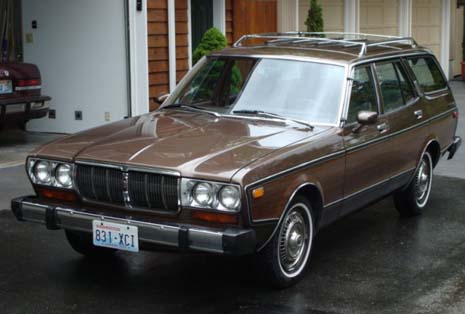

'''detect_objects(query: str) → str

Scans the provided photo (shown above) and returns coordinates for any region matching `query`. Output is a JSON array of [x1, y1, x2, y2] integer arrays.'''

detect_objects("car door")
[[341, 64, 392, 216], [372, 59, 427, 185]]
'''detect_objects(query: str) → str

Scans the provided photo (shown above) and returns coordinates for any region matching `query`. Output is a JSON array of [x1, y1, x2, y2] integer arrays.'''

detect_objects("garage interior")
[[1, 0, 131, 134]]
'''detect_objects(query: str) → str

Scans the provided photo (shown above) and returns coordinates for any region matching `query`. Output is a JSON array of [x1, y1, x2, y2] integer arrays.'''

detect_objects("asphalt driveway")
[[1, 174, 465, 314]]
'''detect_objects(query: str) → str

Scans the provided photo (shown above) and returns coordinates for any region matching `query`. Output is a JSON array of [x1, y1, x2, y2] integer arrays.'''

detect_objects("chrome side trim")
[[244, 150, 345, 191], [323, 167, 415, 209], [346, 108, 456, 153]]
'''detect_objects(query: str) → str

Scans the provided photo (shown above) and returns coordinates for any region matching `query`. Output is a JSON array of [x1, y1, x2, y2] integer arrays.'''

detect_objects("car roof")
[[211, 32, 433, 66]]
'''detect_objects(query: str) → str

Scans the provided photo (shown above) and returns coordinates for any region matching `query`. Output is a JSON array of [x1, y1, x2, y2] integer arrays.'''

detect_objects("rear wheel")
[[394, 151, 433, 216], [256, 195, 314, 288], [65, 229, 116, 258]]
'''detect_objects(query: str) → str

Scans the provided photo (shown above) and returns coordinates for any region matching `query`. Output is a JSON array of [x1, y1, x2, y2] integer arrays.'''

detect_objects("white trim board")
[[128, 0, 149, 116]]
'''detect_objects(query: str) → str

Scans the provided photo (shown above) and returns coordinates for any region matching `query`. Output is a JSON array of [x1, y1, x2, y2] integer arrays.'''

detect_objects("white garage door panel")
[[22, 0, 129, 134], [412, 0, 442, 59], [360, 0, 399, 36]]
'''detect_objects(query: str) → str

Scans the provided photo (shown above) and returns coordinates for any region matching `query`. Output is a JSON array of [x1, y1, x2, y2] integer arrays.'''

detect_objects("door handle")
[[377, 123, 389, 133], [414, 110, 423, 119]]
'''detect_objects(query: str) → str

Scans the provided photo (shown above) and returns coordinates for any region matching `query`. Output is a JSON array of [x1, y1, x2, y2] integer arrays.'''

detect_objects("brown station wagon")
[[11, 33, 462, 288]]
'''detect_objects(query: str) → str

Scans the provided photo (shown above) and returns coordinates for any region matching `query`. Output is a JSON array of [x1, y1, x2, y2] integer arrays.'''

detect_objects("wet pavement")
[[1, 174, 465, 314]]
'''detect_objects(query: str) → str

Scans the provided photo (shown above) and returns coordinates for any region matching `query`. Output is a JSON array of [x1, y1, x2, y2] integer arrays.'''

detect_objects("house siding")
[[175, 0, 189, 83], [226, 0, 234, 45], [147, 0, 169, 111]]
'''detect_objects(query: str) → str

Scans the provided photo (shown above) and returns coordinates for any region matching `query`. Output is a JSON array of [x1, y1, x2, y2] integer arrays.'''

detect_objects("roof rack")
[[233, 32, 419, 57]]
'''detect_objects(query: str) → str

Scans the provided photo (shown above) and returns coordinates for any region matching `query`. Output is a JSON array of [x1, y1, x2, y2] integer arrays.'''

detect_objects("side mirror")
[[357, 110, 378, 125], [153, 93, 170, 105], [352, 111, 378, 133]]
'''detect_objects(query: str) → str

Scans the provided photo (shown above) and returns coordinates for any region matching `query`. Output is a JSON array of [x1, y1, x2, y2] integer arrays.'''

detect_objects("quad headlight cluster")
[[27, 158, 75, 189], [181, 179, 241, 212]]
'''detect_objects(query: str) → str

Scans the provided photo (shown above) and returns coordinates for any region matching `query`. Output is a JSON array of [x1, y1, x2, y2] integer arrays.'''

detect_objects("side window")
[[347, 66, 378, 123], [395, 62, 415, 104], [406, 56, 447, 93], [375, 61, 414, 113]]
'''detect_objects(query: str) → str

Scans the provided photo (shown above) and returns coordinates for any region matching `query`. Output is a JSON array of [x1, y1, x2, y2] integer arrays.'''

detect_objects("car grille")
[[75, 164, 179, 212]]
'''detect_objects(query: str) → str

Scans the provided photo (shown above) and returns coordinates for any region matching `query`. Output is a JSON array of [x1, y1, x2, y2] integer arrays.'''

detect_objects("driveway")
[[1, 175, 465, 314]]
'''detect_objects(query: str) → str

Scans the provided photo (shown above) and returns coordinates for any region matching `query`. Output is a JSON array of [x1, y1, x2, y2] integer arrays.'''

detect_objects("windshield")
[[167, 57, 346, 125]]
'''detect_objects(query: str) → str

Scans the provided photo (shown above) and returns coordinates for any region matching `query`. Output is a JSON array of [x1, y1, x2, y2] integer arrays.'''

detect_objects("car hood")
[[34, 110, 330, 181]]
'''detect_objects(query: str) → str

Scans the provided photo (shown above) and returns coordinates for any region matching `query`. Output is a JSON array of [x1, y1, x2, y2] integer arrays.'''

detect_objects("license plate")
[[92, 220, 139, 252], [0, 80, 12, 94]]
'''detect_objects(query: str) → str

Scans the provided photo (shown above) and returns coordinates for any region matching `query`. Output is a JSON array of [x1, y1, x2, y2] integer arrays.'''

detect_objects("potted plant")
[[305, 0, 324, 33], [193, 27, 227, 65]]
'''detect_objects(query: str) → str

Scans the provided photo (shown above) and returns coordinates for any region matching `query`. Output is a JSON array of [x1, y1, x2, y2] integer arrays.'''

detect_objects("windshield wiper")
[[232, 110, 314, 129], [162, 103, 219, 117]]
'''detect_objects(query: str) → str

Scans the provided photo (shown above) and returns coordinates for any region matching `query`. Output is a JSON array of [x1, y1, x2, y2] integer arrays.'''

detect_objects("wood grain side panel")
[[247, 154, 345, 222]]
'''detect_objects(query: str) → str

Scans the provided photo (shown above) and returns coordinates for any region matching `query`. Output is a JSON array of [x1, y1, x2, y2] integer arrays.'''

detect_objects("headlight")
[[219, 186, 240, 210], [34, 161, 52, 184], [55, 164, 73, 187], [181, 179, 241, 212], [27, 158, 74, 189], [193, 182, 214, 206]]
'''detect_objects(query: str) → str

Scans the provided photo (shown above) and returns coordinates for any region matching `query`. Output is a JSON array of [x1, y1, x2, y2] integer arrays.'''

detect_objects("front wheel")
[[394, 151, 433, 217], [256, 195, 314, 288]]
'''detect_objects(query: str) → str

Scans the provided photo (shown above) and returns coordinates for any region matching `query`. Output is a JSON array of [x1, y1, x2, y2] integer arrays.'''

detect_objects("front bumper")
[[448, 136, 462, 160], [11, 196, 256, 256]]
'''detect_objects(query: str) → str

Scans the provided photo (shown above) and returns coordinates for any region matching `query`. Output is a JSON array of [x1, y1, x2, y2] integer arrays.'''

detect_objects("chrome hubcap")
[[279, 210, 308, 274], [415, 156, 432, 207]]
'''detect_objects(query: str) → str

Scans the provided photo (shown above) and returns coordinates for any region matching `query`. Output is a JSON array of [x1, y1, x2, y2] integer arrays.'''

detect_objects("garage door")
[[22, 0, 130, 134], [299, 0, 344, 32], [412, 0, 441, 59], [360, 0, 399, 36]]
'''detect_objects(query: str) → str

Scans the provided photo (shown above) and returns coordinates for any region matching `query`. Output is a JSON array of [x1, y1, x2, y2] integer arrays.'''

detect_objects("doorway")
[[0, 0, 22, 62], [191, 0, 214, 52]]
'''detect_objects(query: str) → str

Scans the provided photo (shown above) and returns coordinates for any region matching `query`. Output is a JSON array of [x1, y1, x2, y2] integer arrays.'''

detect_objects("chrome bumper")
[[448, 136, 462, 160], [11, 197, 256, 256]]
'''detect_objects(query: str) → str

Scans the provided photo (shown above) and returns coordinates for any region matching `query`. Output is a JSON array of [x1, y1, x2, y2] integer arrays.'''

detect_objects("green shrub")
[[305, 0, 324, 33], [192, 27, 227, 65]]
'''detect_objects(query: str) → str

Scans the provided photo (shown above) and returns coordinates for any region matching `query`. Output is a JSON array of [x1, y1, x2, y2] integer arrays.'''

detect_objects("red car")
[[0, 62, 51, 129]]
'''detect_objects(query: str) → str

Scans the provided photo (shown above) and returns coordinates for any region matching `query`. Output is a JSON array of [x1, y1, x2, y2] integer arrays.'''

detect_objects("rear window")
[[406, 56, 447, 93]]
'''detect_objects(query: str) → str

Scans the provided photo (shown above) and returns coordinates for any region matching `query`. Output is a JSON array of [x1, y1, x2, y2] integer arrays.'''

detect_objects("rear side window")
[[375, 61, 415, 113], [406, 56, 447, 93], [347, 66, 378, 123]]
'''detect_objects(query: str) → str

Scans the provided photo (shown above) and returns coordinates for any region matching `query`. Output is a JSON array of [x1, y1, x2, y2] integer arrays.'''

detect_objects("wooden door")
[[232, 0, 277, 42]]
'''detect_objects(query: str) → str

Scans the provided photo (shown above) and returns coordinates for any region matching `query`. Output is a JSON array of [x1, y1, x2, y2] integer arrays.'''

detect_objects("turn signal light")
[[36, 187, 78, 202], [252, 187, 265, 199], [191, 211, 238, 224], [453, 111, 459, 119]]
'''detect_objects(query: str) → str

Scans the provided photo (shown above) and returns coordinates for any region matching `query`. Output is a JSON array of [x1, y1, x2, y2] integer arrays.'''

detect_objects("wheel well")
[[294, 184, 323, 227], [426, 141, 441, 167]]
